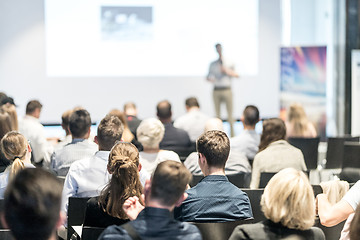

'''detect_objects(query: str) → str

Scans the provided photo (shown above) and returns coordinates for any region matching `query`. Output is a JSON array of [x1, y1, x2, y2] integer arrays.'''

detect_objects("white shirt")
[[231, 129, 260, 161], [174, 109, 209, 142], [139, 150, 180, 174], [61, 151, 150, 215], [19, 115, 54, 164], [207, 58, 235, 89]]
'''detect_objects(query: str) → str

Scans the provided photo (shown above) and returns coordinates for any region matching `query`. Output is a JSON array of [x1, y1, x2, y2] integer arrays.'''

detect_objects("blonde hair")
[[136, 118, 164, 149], [2, 104, 18, 131], [261, 168, 315, 230], [320, 180, 349, 205], [204, 118, 224, 132], [99, 142, 143, 219], [0, 131, 28, 180], [108, 109, 134, 142], [288, 103, 310, 137]]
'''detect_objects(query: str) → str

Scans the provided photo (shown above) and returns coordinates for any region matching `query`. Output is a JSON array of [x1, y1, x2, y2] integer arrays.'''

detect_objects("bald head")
[[156, 100, 172, 123]]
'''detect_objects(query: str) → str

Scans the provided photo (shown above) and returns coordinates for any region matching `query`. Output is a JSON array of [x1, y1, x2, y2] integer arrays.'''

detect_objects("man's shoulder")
[[98, 225, 131, 240]]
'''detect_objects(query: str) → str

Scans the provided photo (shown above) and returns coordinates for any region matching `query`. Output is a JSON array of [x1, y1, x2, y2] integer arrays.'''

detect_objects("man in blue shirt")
[[174, 130, 253, 222], [98, 160, 202, 240]]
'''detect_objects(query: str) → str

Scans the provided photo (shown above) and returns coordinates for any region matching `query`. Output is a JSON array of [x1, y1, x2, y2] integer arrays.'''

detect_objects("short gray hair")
[[137, 118, 165, 148]]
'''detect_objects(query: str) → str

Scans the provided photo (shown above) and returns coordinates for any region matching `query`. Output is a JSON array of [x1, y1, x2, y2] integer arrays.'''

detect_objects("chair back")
[[0, 199, 5, 229], [343, 142, 360, 169], [227, 172, 251, 188], [326, 136, 360, 169], [192, 219, 251, 240], [259, 172, 276, 188], [288, 137, 320, 170], [190, 175, 204, 187], [0, 229, 12, 240], [314, 219, 345, 240], [81, 226, 105, 240], [240, 189, 266, 222], [67, 197, 91, 239]]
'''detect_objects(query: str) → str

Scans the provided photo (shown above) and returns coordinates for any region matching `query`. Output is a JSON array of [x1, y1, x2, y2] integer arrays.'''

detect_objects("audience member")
[[51, 109, 97, 176], [55, 109, 74, 150], [229, 168, 325, 240], [230, 105, 260, 162], [61, 115, 124, 215], [157, 100, 191, 150], [109, 109, 134, 143], [174, 97, 209, 142], [137, 118, 180, 174], [0, 109, 14, 171], [99, 160, 202, 240], [2, 103, 18, 131], [286, 103, 317, 138], [84, 142, 144, 228], [174, 130, 252, 222], [184, 118, 250, 175], [350, 205, 360, 240], [317, 180, 360, 238], [250, 118, 306, 189], [1, 168, 64, 240], [124, 102, 142, 137], [0, 131, 35, 198], [0, 92, 7, 105], [19, 100, 54, 165]]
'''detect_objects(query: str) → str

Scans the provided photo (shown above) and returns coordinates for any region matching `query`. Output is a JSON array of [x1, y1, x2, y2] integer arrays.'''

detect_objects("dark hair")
[[215, 43, 222, 48], [156, 100, 172, 119], [4, 168, 62, 240], [26, 100, 42, 114], [196, 130, 230, 169], [99, 142, 143, 219], [151, 160, 192, 206], [243, 105, 259, 126], [185, 97, 200, 108], [97, 115, 124, 151], [350, 205, 360, 240], [258, 118, 286, 152], [69, 109, 92, 138]]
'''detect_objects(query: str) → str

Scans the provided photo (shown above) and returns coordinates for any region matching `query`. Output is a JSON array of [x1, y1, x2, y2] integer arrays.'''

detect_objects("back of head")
[[243, 105, 259, 126], [108, 109, 129, 128], [258, 118, 286, 152], [0, 108, 13, 139], [288, 103, 308, 136], [136, 118, 165, 149], [204, 118, 224, 132], [0, 131, 28, 179], [2, 104, 18, 131], [320, 180, 349, 205], [156, 100, 172, 120], [26, 100, 42, 115], [100, 142, 142, 219], [123, 102, 137, 115], [97, 115, 124, 151], [185, 97, 200, 108], [150, 160, 192, 207], [261, 168, 314, 230], [4, 168, 62, 240], [197, 130, 230, 169], [61, 109, 74, 132], [69, 109, 91, 138]]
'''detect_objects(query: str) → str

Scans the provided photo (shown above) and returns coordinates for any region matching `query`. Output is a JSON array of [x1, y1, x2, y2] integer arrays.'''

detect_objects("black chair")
[[288, 137, 320, 170], [81, 226, 105, 240], [192, 219, 251, 240], [227, 172, 251, 188], [0, 199, 5, 229], [259, 172, 276, 188], [312, 184, 323, 197], [339, 168, 360, 183], [67, 197, 91, 240], [314, 219, 346, 240], [190, 174, 204, 187], [240, 189, 266, 222], [325, 136, 360, 169], [0, 229, 12, 240], [342, 142, 360, 169]]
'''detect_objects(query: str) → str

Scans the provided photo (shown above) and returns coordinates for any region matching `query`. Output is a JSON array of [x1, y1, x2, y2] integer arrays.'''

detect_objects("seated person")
[[1, 168, 64, 240], [174, 130, 253, 222], [229, 168, 325, 240], [250, 118, 306, 189], [350, 205, 360, 240], [0, 131, 35, 198], [286, 103, 317, 138], [137, 118, 180, 174], [51, 109, 97, 176], [184, 118, 250, 175], [84, 142, 143, 228], [98, 160, 201, 240]]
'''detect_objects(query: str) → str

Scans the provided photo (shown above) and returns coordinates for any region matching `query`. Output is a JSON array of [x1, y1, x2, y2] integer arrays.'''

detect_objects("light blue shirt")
[[231, 129, 260, 161]]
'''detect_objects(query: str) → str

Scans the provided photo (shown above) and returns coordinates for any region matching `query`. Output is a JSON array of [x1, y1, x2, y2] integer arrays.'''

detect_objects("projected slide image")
[[101, 6, 153, 41]]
